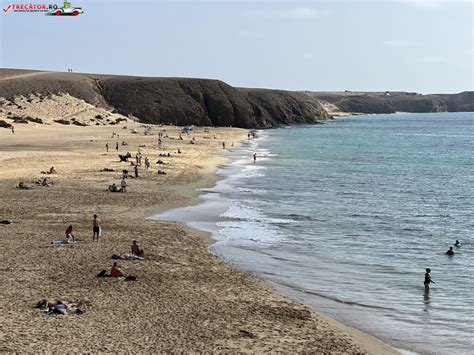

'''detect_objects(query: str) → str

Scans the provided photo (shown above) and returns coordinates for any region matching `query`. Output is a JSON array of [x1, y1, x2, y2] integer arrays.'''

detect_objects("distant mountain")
[[307, 91, 474, 115], [0, 69, 472, 128]]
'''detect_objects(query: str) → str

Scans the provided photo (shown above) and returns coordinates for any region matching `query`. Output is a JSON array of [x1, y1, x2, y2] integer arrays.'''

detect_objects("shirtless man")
[[92, 214, 100, 241]]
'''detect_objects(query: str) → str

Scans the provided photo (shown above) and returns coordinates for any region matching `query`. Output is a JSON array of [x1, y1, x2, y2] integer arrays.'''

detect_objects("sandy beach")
[[0, 119, 397, 353]]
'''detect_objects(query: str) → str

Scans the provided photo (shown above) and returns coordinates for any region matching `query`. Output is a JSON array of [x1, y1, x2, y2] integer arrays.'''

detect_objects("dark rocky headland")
[[1, 69, 472, 128]]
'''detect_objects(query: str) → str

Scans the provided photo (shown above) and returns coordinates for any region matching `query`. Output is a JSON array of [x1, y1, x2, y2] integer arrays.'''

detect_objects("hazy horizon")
[[1, 0, 472, 93]]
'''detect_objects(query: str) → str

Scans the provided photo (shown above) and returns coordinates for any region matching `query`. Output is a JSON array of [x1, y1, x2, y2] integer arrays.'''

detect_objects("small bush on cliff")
[[54, 119, 71, 125], [0, 120, 12, 129]]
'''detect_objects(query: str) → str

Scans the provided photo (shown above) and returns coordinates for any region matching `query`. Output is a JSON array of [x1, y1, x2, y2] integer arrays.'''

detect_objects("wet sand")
[[0, 121, 397, 353]]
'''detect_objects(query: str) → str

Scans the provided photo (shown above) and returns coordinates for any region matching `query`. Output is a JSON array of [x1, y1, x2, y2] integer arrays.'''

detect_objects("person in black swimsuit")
[[424, 268, 433, 293]]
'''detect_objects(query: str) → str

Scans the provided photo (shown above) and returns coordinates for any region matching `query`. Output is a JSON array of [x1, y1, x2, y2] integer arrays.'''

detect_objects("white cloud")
[[422, 55, 446, 62], [396, 0, 471, 8], [288, 7, 319, 18], [249, 7, 325, 19], [383, 40, 414, 47], [238, 30, 263, 38]]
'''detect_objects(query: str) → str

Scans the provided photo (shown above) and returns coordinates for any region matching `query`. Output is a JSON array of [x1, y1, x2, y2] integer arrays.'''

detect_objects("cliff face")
[[0, 69, 472, 128], [310, 91, 473, 115], [0, 70, 330, 128], [99, 78, 330, 128]]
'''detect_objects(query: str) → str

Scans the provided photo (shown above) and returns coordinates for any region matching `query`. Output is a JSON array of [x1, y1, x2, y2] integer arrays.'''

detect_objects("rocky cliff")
[[309, 91, 474, 115], [0, 70, 329, 128], [0, 69, 472, 128]]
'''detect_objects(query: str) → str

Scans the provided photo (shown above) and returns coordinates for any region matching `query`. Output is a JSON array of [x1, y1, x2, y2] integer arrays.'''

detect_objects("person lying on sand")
[[111, 253, 144, 260], [17, 182, 32, 190], [36, 299, 83, 315], [157, 170, 167, 175], [131, 240, 144, 257]]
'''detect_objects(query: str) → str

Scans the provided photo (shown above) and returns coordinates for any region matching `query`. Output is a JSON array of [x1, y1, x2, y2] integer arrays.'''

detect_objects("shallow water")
[[154, 112, 474, 354]]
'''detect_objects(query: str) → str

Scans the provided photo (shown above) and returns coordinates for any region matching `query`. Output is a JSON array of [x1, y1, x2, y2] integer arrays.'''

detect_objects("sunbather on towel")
[[17, 182, 32, 190], [36, 299, 83, 315]]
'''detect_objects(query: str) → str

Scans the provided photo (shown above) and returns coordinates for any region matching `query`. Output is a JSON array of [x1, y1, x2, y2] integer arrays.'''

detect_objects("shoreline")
[[153, 134, 400, 355], [1, 121, 395, 353]]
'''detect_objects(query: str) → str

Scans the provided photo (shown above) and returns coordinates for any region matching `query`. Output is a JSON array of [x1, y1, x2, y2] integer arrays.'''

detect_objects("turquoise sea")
[[156, 112, 474, 354]]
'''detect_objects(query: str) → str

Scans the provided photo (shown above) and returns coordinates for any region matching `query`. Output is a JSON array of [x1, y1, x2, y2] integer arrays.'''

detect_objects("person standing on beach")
[[11, 126, 15, 134], [222, 142, 226, 149], [424, 268, 433, 292], [253, 153, 257, 162], [116, 142, 119, 151], [120, 177, 127, 192], [92, 214, 100, 241], [105, 142, 109, 152]]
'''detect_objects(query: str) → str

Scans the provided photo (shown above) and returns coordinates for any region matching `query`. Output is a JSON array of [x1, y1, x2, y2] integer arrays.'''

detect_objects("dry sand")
[[0, 118, 398, 353]]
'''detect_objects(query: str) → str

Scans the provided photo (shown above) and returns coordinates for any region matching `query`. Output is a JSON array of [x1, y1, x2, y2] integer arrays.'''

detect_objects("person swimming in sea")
[[454, 240, 460, 247], [446, 246, 455, 256], [424, 268, 434, 292]]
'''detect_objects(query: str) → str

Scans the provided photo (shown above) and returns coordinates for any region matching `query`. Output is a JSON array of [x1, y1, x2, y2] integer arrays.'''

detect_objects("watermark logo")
[[2, 1, 83, 16], [46, 1, 83, 16]]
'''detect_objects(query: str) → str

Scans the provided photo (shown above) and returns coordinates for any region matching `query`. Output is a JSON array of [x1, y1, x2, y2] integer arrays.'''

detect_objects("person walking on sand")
[[424, 268, 434, 293], [116, 142, 119, 151], [134, 165, 138, 178], [222, 142, 226, 149], [105, 142, 109, 152], [92, 214, 101, 241], [11, 126, 15, 134]]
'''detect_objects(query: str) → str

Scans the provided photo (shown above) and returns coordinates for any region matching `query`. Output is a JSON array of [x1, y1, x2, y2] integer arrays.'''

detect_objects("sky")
[[0, 0, 472, 93]]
